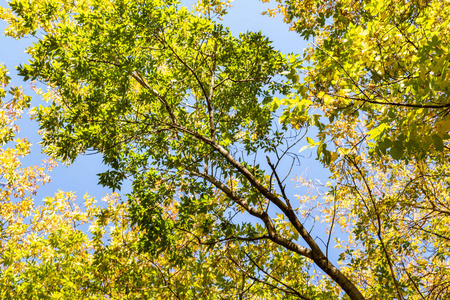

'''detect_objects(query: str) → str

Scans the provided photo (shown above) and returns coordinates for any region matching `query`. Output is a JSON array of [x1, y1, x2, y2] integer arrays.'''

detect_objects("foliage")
[[0, 64, 305, 299], [272, 0, 450, 162], [1, 0, 450, 299], [0, 0, 363, 298], [0, 64, 149, 299], [266, 0, 450, 299]]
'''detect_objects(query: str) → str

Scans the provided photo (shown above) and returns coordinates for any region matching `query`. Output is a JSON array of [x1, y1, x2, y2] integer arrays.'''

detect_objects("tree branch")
[[346, 155, 404, 300], [329, 93, 450, 109], [169, 122, 365, 300], [191, 170, 314, 260], [243, 251, 311, 300]]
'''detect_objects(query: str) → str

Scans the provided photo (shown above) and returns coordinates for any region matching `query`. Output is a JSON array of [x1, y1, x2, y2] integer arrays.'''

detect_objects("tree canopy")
[[1, 0, 450, 299]]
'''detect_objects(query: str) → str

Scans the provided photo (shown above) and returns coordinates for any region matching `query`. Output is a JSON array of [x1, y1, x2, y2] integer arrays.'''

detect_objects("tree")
[[1, 63, 275, 299], [1, 0, 449, 299], [0, 63, 151, 299], [267, 0, 450, 298], [1, 0, 365, 298], [272, 0, 450, 161]]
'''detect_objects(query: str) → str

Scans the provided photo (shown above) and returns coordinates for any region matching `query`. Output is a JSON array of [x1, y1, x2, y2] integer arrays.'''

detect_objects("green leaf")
[[390, 141, 404, 160], [431, 134, 444, 151]]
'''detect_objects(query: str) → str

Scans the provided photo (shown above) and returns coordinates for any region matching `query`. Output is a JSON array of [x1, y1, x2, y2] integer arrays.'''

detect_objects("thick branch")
[[192, 170, 314, 260], [171, 122, 365, 300], [209, 145, 365, 300]]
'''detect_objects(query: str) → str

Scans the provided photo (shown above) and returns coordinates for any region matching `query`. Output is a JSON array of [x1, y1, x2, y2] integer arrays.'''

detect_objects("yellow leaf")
[[323, 94, 334, 105]]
